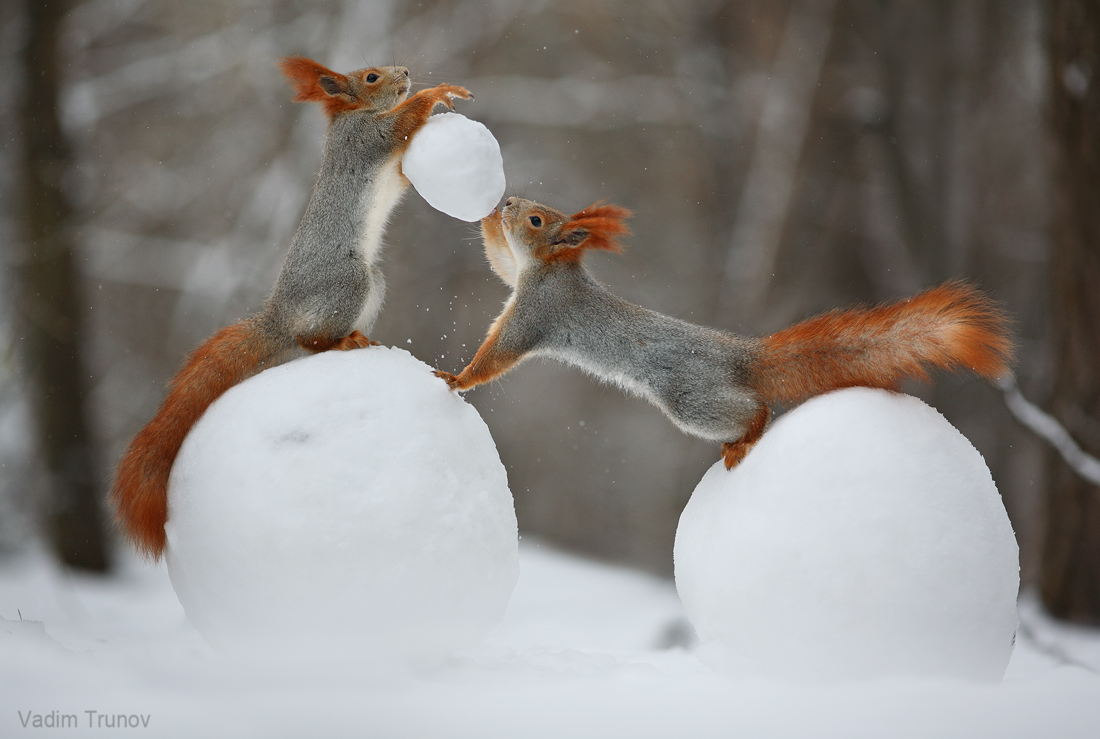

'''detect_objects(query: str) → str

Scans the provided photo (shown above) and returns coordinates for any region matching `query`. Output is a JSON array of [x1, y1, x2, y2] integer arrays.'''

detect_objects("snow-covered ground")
[[2, 539, 1099, 738]]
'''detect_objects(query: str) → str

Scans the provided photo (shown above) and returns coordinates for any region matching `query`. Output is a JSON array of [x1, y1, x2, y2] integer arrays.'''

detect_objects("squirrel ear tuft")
[[278, 57, 355, 117], [318, 75, 349, 96], [558, 228, 590, 246], [556, 202, 632, 257]]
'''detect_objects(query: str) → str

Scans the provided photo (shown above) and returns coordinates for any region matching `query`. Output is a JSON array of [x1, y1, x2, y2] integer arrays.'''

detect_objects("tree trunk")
[[1042, 0, 1100, 623], [17, 0, 110, 571]]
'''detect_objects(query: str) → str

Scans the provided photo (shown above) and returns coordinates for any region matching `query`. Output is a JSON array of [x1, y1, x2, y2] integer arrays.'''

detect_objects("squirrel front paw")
[[443, 84, 473, 100], [433, 370, 462, 390], [433, 84, 473, 109]]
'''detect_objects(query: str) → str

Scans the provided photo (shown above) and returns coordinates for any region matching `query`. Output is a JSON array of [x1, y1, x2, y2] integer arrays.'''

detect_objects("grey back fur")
[[506, 262, 763, 443]]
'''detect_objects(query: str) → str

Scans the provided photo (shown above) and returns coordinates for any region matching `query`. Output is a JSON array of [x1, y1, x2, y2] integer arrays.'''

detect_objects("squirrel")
[[434, 197, 1014, 470], [111, 57, 472, 559]]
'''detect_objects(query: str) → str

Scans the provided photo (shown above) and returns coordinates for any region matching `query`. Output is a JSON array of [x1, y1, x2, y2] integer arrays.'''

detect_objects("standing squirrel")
[[112, 57, 472, 558], [435, 197, 1014, 469]]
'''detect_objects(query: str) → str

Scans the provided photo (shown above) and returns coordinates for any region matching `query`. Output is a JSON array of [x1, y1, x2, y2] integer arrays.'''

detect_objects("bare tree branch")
[[999, 377, 1100, 488]]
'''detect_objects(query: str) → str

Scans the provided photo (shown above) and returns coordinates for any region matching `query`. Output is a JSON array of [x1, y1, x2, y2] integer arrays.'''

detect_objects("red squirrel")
[[111, 57, 472, 558], [435, 198, 1014, 469]]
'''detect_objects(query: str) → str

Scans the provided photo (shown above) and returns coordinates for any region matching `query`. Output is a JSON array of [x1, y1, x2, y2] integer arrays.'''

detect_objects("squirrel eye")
[[365, 73, 380, 83], [529, 216, 542, 227]]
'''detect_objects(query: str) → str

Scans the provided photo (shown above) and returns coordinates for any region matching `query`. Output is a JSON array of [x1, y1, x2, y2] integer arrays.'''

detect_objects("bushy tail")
[[110, 320, 281, 559], [752, 282, 1014, 406]]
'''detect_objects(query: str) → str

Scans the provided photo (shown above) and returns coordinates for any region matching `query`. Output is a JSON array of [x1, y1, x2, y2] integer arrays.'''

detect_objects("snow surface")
[[1, 539, 1099, 738], [166, 348, 518, 662], [401, 112, 506, 221], [676, 388, 1019, 682]]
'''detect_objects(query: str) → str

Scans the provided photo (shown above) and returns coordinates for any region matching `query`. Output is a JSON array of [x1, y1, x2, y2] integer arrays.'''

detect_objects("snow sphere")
[[402, 112, 506, 222], [165, 348, 519, 663], [674, 388, 1019, 682]]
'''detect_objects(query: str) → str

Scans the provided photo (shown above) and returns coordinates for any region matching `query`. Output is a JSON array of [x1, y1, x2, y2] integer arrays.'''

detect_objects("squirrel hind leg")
[[721, 404, 771, 470], [297, 331, 380, 353]]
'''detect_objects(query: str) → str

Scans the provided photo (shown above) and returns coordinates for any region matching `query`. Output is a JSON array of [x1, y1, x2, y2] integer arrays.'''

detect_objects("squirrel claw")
[[440, 86, 473, 106], [338, 331, 378, 350], [299, 331, 378, 352], [721, 440, 752, 470], [721, 407, 769, 469], [721, 442, 748, 470], [433, 370, 461, 390]]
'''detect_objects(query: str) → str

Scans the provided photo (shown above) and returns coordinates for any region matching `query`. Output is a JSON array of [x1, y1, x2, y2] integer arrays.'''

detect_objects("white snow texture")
[[401, 112, 506, 221], [165, 347, 519, 663], [674, 388, 1020, 682]]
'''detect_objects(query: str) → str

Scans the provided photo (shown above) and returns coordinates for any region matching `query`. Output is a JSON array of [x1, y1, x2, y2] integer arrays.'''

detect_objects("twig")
[[1016, 612, 1099, 674], [998, 377, 1100, 487]]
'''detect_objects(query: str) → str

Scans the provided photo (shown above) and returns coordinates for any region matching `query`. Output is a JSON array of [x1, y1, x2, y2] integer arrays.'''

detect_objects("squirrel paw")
[[335, 331, 381, 350], [721, 406, 770, 469], [298, 332, 380, 352], [721, 440, 754, 470], [433, 370, 461, 390], [434, 84, 473, 109], [443, 84, 473, 100]]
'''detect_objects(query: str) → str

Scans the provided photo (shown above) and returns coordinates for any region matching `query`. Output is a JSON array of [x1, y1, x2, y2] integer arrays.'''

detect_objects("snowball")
[[165, 348, 519, 663], [402, 112, 506, 221], [674, 388, 1019, 682]]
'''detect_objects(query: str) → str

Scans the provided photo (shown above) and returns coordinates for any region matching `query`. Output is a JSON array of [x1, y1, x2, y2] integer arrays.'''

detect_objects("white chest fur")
[[350, 156, 408, 334], [356, 155, 408, 265]]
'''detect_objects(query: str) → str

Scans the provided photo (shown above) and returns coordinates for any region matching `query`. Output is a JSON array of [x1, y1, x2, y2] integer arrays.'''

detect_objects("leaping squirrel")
[[435, 197, 1014, 469], [111, 57, 472, 558]]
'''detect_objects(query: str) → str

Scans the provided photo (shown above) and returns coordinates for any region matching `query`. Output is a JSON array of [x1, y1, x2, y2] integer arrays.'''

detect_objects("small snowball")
[[674, 388, 1019, 682], [165, 348, 519, 663], [402, 112, 506, 222]]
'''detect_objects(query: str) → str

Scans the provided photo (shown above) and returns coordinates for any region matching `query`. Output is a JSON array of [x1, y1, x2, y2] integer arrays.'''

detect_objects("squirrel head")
[[279, 57, 411, 119], [497, 197, 632, 269]]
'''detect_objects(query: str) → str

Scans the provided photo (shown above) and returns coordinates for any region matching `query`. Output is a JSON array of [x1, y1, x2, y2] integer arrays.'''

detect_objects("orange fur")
[[387, 84, 471, 149], [481, 211, 518, 286], [299, 330, 380, 352], [722, 405, 771, 469], [112, 60, 466, 559], [435, 304, 523, 390], [752, 281, 1014, 407], [110, 322, 277, 558], [278, 56, 358, 118], [111, 321, 381, 558], [550, 202, 633, 262]]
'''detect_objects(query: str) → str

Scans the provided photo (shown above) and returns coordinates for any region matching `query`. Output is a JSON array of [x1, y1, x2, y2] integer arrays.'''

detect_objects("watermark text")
[[17, 710, 150, 729]]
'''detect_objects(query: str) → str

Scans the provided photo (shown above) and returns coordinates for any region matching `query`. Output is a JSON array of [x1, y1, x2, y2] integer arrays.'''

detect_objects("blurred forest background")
[[1, 0, 1098, 622]]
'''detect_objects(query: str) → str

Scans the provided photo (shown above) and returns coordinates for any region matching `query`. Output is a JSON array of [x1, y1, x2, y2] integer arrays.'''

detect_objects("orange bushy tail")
[[110, 320, 280, 559], [751, 282, 1014, 406]]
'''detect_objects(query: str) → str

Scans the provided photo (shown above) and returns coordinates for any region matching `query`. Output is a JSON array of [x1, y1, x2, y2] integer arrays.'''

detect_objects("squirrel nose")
[[504, 198, 515, 207]]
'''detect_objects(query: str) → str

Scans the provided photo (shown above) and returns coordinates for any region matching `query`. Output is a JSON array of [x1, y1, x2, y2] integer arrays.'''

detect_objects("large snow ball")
[[402, 112, 506, 222], [165, 347, 519, 663], [674, 388, 1019, 682]]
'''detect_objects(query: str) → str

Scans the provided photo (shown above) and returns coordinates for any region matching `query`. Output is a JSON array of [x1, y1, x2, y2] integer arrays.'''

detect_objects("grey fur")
[[445, 198, 1012, 467], [499, 261, 762, 443], [259, 70, 408, 350]]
